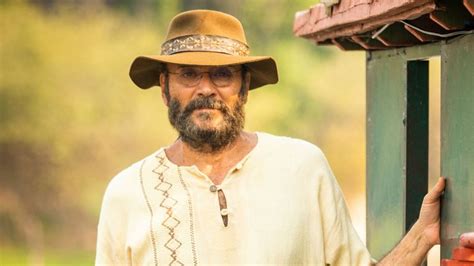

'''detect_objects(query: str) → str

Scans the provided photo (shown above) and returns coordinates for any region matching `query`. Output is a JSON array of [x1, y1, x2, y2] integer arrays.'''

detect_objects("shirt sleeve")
[[95, 172, 130, 265], [316, 152, 373, 265]]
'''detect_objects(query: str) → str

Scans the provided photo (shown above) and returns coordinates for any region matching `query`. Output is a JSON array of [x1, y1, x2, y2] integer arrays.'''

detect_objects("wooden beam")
[[430, 0, 474, 30], [403, 14, 449, 42], [464, 0, 474, 16], [352, 36, 387, 50], [404, 26, 435, 43], [316, 39, 334, 46], [331, 38, 364, 51], [376, 23, 421, 47]]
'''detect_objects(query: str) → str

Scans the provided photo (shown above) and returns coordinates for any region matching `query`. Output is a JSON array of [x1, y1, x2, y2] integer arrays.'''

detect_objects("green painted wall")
[[366, 53, 407, 259], [440, 34, 474, 258], [366, 34, 474, 260]]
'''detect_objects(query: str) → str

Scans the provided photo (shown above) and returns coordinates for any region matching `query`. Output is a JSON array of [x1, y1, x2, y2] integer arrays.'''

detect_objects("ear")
[[159, 73, 169, 107]]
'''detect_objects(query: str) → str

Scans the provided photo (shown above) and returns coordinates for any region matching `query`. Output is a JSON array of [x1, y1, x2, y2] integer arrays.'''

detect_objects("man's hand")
[[377, 178, 445, 265], [417, 178, 474, 250], [417, 177, 446, 246], [378, 177, 474, 265]]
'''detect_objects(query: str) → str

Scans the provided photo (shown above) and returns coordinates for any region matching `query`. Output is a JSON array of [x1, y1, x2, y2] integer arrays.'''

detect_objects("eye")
[[212, 67, 233, 79], [180, 68, 199, 79]]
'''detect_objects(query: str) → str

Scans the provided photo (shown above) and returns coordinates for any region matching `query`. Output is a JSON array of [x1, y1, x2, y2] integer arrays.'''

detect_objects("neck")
[[166, 131, 257, 183], [171, 130, 253, 165]]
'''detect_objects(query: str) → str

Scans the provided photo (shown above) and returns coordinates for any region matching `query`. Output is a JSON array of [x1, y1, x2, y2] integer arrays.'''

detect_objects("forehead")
[[165, 63, 242, 71]]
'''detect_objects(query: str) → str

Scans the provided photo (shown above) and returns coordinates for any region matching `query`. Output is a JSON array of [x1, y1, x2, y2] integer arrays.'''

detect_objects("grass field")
[[1, 246, 94, 266]]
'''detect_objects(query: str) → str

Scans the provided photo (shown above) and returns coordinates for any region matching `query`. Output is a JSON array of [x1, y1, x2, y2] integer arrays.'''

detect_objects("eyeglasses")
[[167, 66, 242, 87]]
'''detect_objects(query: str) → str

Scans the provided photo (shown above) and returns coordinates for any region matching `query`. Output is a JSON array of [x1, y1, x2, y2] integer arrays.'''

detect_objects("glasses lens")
[[178, 67, 200, 86], [174, 66, 240, 87], [210, 67, 238, 86]]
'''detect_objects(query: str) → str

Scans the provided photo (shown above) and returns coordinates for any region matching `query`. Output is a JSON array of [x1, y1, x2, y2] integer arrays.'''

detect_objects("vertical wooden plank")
[[441, 34, 474, 259], [367, 51, 431, 261], [406, 61, 429, 232], [366, 52, 406, 260]]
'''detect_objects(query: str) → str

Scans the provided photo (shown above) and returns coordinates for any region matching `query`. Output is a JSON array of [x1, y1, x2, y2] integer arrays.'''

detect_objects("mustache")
[[183, 96, 229, 114]]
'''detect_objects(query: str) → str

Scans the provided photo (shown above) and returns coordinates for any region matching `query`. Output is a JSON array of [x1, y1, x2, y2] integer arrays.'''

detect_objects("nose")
[[195, 72, 217, 97]]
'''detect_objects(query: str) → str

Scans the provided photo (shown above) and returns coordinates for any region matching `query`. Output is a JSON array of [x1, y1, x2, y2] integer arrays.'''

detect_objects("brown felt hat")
[[129, 9, 278, 90]]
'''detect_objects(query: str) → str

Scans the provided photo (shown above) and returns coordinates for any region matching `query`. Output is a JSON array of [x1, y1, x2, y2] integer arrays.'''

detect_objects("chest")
[[130, 160, 325, 265], [193, 160, 241, 185]]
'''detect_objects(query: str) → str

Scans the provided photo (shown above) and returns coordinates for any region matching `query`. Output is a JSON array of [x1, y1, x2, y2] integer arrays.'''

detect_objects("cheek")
[[168, 85, 193, 101], [225, 95, 243, 110], [220, 84, 242, 100]]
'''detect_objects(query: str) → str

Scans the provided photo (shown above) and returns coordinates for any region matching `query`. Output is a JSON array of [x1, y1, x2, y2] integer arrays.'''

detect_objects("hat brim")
[[129, 52, 278, 90]]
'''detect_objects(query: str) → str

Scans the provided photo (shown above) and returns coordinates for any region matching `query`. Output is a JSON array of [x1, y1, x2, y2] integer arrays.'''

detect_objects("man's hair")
[[160, 65, 249, 102], [239, 65, 249, 98]]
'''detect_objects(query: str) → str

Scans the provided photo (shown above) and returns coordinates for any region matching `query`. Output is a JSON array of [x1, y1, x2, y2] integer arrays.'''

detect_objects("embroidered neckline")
[[155, 132, 262, 185]]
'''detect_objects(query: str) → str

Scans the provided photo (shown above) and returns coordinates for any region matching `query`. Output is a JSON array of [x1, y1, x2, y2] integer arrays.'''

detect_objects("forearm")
[[377, 221, 433, 266]]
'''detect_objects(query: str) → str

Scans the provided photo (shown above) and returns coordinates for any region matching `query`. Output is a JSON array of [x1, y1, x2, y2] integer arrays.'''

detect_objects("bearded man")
[[96, 9, 473, 265]]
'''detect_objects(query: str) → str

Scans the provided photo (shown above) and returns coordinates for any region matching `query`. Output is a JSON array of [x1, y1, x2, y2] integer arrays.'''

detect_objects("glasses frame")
[[166, 66, 243, 88]]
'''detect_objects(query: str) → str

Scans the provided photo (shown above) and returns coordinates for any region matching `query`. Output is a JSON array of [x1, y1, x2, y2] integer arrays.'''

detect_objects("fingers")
[[460, 232, 474, 248], [424, 177, 446, 203]]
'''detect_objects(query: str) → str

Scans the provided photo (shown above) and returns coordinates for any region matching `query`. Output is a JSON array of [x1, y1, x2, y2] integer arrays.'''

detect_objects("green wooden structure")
[[294, 0, 474, 262], [366, 33, 474, 260]]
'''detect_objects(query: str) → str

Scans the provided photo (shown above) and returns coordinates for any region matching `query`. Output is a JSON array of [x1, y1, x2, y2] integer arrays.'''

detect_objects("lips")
[[184, 97, 228, 115], [194, 107, 221, 113]]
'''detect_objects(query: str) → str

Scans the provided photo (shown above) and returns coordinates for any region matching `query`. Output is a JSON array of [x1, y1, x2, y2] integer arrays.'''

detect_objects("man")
[[96, 9, 473, 265]]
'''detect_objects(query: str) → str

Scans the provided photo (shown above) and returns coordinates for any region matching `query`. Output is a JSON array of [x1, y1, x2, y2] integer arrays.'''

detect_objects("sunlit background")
[[1, 0, 377, 264]]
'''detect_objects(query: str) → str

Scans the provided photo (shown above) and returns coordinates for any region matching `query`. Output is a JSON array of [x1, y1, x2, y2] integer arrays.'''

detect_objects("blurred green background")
[[0, 0, 368, 264]]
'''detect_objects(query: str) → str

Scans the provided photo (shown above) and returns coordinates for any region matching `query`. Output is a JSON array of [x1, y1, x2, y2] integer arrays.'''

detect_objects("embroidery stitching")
[[153, 154, 184, 266], [177, 167, 198, 265], [139, 159, 159, 266]]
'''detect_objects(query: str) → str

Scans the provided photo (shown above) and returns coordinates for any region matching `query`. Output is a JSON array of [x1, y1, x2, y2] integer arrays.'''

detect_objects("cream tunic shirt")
[[96, 132, 372, 265]]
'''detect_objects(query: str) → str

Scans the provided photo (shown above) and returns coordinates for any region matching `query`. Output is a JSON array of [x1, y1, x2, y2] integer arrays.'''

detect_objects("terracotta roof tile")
[[293, 0, 474, 50]]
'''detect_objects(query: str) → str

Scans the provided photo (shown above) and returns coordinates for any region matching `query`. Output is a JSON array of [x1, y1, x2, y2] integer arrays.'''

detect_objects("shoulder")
[[254, 132, 335, 182], [256, 132, 327, 162], [101, 149, 162, 204]]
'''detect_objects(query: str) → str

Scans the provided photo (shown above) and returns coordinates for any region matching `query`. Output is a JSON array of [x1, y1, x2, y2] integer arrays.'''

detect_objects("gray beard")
[[167, 95, 245, 153]]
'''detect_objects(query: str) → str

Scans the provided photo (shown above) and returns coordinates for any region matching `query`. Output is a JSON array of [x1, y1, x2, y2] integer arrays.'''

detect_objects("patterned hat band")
[[161, 35, 250, 56]]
